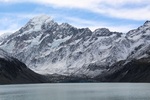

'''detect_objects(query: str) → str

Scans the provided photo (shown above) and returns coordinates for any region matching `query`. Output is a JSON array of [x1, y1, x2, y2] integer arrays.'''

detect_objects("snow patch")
[[50, 36, 72, 48]]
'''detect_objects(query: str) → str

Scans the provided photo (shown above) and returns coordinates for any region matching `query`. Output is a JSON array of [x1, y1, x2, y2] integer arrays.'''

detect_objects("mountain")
[[0, 32, 12, 43], [0, 15, 125, 77], [1, 15, 150, 81], [0, 49, 47, 84], [96, 58, 150, 82]]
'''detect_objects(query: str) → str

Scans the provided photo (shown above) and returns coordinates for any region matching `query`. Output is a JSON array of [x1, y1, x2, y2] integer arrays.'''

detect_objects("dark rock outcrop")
[[96, 58, 150, 82], [0, 50, 47, 84]]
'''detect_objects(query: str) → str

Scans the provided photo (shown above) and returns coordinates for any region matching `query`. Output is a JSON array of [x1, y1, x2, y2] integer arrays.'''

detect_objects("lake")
[[0, 83, 150, 100]]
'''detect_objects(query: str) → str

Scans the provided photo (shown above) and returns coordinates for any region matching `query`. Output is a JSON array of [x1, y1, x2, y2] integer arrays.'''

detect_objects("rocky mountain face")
[[96, 58, 150, 82], [0, 49, 47, 84], [0, 32, 12, 43], [1, 15, 150, 81]]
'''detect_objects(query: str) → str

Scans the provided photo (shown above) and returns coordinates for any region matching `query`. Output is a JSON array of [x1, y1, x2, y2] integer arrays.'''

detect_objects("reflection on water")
[[0, 83, 150, 100]]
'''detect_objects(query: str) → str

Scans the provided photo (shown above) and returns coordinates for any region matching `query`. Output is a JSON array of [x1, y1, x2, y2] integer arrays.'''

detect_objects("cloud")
[[0, 0, 147, 34], [0, 12, 46, 34], [1, 0, 150, 20], [0, 13, 39, 35], [0, 12, 136, 36], [93, 1, 150, 20], [42, 0, 150, 21], [0, 17, 20, 35], [59, 16, 138, 32]]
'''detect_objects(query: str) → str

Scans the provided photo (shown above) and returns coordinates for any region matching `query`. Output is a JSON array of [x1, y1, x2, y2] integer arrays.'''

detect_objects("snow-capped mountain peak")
[[29, 15, 52, 25], [144, 20, 150, 26], [22, 15, 53, 32], [0, 15, 150, 77], [93, 28, 111, 36]]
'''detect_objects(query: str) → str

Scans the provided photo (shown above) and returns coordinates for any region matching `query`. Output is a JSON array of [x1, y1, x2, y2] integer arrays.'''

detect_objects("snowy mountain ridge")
[[0, 15, 150, 77]]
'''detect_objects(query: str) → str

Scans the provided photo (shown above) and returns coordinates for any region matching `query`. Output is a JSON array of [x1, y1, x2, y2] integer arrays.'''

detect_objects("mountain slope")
[[0, 15, 126, 76], [97, 58, 150, 82], [0, 49, 47, 84], [1, 15, 150, 79]]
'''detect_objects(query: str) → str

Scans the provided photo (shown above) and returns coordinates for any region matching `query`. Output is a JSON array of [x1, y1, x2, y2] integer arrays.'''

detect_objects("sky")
[[0, 0, 150, 35]]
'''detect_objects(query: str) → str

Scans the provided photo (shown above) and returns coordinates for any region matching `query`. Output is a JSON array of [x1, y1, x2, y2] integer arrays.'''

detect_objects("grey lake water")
[[0, 83, 150, 100]]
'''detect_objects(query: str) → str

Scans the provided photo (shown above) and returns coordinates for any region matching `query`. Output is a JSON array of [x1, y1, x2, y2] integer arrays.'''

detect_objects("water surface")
[[0, 83, 150, 100]]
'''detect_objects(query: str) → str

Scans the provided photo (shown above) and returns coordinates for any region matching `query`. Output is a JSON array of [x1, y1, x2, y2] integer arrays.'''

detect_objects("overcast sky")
[[0, 0, 149, 35]]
